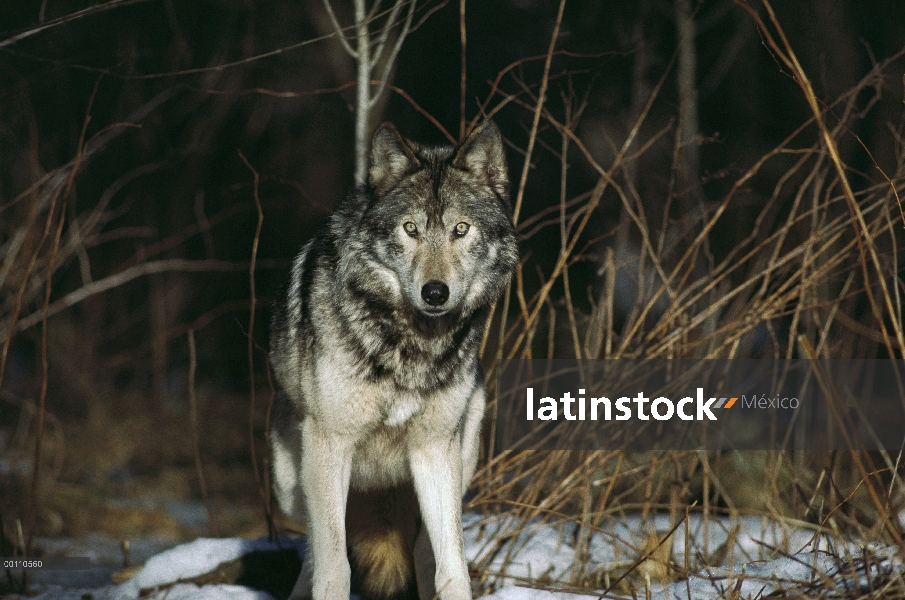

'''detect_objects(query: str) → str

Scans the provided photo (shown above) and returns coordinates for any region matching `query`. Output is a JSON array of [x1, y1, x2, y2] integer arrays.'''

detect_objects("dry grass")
[[461, 6, 905, 598], [0, 2, 903, 598]]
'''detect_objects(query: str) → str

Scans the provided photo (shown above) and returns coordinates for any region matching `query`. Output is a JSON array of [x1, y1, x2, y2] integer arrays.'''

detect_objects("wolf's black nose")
[[421, 281, 449, 306]]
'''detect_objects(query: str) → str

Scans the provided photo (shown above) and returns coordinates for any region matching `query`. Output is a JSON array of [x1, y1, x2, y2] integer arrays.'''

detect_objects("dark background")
[[1, 0, 904, 548]]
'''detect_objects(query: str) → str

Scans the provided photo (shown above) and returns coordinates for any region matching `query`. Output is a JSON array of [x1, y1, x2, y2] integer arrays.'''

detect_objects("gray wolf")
[[269, 121, 518, 600]]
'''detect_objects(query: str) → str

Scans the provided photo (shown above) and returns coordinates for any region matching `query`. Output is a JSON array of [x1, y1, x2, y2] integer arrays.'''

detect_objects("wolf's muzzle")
[[421, 281, 450, 307]]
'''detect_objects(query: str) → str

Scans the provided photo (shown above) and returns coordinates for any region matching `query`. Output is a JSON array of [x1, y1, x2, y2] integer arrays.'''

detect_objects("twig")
[[799, 337, 905, 550], [368, 0, 416, 109], [190, 78, 455, 143], [0, 0, 156, 49], [237, 150, 270, 524], [322, 0, 358, 57], [369, 0, 405, 67], [0, 87, 184, 389], [26, 74, 100, 556], [743, 0, 905, 357], [7, 259, 284, 337], [11, 2, 418, 82], [504, 37, 676, 359], [511, 0, 567, 224], [187, 329, 220, 536], [385, 83, 455, 143], [258, 344, 277, 540]]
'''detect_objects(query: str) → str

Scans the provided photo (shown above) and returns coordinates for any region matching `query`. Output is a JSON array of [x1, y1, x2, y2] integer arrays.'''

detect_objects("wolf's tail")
[[347, 483, 419, 598]]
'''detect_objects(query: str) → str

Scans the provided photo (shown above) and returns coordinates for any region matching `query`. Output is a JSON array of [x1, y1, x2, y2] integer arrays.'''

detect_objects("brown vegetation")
[[1, 0, 904, 597]]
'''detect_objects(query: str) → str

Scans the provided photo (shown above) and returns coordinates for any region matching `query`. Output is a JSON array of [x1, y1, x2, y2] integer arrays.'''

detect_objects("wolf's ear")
[[453, 121, 509, 198], [369, 123, 419, 194]]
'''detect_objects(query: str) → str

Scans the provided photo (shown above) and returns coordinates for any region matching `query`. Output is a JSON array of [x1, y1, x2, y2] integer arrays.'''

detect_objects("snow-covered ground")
[[10, 512, 903, 600]]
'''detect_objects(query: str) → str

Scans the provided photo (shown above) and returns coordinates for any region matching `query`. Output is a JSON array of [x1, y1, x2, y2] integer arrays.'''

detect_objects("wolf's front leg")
[[409, 437, 471, 600], [299, 419, 354, 600]]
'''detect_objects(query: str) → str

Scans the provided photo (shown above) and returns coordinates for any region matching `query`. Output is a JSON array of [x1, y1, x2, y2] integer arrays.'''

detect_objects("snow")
[[9, 513, 901, 600], [114, 536, 305, 599]]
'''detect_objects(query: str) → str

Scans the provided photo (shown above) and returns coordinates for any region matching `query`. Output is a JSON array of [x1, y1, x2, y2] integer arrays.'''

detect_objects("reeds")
[[465, 5, 905, 596]]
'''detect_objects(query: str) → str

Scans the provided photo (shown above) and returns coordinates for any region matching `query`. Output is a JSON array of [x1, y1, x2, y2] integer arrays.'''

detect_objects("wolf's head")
[[349, 121, 518, 319]]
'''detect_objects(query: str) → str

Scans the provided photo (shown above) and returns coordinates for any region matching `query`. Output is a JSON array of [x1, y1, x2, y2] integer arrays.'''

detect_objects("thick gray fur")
[[269, 121, 518, 600]]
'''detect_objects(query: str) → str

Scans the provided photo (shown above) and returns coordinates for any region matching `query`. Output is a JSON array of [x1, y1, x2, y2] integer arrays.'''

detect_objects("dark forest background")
[[2, 0, 905, 593]]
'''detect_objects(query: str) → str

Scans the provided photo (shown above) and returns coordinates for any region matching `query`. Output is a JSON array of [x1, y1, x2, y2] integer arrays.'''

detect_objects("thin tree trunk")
[[674, 0, 704, 216], [320, 0, 416, 183], [354, 0, 372, 184]]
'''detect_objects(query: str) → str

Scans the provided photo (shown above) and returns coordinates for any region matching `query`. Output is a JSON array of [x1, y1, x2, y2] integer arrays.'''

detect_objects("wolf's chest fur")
[[320, 353, 478, 490], [383, 390, 424, 426]]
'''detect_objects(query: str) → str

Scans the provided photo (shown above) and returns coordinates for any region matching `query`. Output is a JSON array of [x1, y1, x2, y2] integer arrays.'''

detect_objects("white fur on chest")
[[384, 391, 424, 427], [312, 351, 427, 429], [311, 343, 477, 434]]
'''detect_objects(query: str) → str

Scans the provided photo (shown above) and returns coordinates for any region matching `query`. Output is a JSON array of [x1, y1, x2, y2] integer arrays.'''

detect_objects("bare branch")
[[0, 0, 156, 49], [511, 0, 567, 224], [384, 82, 455, 143], [237, 149, 272, 533], [368, 0, 386, 20], [407, 0, 451, 35], [369, 0, 407, 69], [8, 259, 286, 337], [187, 328, 220, 536], [368, 0, 417, 110], [322, 0, 359, 58]]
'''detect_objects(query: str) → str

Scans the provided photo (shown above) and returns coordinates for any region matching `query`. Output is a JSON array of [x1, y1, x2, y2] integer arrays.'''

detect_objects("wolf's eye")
[[454, 222, 470, 237], [403, 221, 418, 236]]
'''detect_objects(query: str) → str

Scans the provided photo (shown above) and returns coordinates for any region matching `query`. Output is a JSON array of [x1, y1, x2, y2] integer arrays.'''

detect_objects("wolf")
[[269, 120, 518, 600]]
